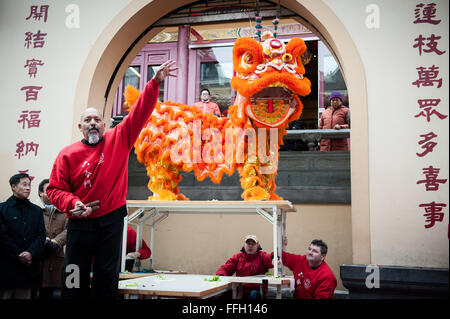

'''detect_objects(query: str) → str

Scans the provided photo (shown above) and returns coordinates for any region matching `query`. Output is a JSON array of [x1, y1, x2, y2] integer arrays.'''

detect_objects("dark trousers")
[[125, 259, 135, 272], [38, 287, 54, 300], [62, 205, 126, 299]]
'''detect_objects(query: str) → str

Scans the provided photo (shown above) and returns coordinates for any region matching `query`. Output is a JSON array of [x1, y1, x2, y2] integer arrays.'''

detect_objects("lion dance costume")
[[125, 33, 311, 201]]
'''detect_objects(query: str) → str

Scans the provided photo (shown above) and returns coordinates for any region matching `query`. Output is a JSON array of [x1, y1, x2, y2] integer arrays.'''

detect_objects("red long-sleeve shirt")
[[282, 251, 337, 299], [126, 226, 151, 259], [216, 251, 273, 277], [216, 250, 273, 294], [47, 79, 159, 218]]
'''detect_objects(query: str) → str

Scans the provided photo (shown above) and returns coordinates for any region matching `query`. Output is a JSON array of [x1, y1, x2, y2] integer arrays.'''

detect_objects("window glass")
[[289, 40, 318, 130], [318, 41, 348, 117], [120, 66, 141, 113], [147, 65, 165, 102], [197, 46, 234, 115], [123, 66, 141, 91]]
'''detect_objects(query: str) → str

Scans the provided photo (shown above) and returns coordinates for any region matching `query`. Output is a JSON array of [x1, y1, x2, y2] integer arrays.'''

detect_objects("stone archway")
[[72, 0, 370, 265]]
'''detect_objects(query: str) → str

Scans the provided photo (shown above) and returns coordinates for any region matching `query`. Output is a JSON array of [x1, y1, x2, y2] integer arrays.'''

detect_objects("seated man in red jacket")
[[125, 226, 151, 272], [216, 234, 272, 299], [281, 238, 337, 299]]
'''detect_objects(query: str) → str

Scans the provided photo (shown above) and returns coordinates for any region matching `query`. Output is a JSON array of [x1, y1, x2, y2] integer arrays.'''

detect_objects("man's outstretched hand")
[[153, 60, 178, 84]]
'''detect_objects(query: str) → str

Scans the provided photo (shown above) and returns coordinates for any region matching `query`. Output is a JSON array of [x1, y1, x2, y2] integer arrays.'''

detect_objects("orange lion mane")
[[126, 35, 311, 201]]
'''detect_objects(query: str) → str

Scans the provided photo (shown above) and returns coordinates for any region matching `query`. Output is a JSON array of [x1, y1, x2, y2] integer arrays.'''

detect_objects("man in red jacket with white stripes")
[[281, 238, 337, 299], [47, 60, 177, 299]]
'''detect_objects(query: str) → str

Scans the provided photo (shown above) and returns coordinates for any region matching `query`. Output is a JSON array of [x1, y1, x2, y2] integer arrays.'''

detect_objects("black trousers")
[[62, 205, 126, 299]]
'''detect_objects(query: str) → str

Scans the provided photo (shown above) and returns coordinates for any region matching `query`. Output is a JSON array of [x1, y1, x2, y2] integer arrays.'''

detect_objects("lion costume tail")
[[125, 85, 285, 201], [124, 85, 241, 200]]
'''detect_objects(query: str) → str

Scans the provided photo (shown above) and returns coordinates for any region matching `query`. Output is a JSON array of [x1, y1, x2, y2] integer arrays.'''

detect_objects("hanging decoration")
[[272, 18, 279, 38], [273, 0, 281, 38], [255, 16, 262, 41]]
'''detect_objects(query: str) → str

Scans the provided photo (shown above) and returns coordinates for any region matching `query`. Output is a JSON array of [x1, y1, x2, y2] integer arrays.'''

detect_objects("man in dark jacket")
[[0, 173, 46, 299]]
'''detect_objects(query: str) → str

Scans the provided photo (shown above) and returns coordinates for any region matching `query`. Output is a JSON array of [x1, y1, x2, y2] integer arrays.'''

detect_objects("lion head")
[[230, 35, 311, 129]]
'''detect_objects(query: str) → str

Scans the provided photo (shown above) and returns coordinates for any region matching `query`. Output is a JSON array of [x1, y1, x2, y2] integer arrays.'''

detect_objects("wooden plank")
[[118, 274, 232, 298], [119, 284, 230, 298], [119, 271, 187, 280], [119, 273, 157, 280]]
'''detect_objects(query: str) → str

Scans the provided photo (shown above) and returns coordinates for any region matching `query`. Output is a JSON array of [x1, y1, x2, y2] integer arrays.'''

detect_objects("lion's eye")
[[282, 53, 293, 62], [244, 54, 253, 64]]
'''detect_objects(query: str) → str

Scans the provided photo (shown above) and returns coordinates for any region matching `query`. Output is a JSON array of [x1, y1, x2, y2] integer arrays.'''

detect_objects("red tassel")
[[268, 100, 273, 113]]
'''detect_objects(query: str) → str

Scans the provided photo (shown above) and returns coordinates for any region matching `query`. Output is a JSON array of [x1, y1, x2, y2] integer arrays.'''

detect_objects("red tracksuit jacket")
[[47, 79, 159, 218], [282, 251, 337, 299], [216, 250, 273, 294]]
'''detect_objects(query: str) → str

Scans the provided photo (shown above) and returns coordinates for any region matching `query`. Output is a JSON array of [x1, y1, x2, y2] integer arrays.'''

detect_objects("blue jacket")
[[0, 195, 46, 288]]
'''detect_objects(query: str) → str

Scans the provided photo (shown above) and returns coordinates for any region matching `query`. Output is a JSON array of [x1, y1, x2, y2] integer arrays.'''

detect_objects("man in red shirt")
[[216, 235, 273, 299], [47, 60, 177, 299], [281, 238, 337, 299], [193, 88, 221, 116], [318, 91, 350, 151]]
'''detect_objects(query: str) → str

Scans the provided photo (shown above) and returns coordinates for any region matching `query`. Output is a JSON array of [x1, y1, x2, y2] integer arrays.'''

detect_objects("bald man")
[[47, 60, 177, 299]]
